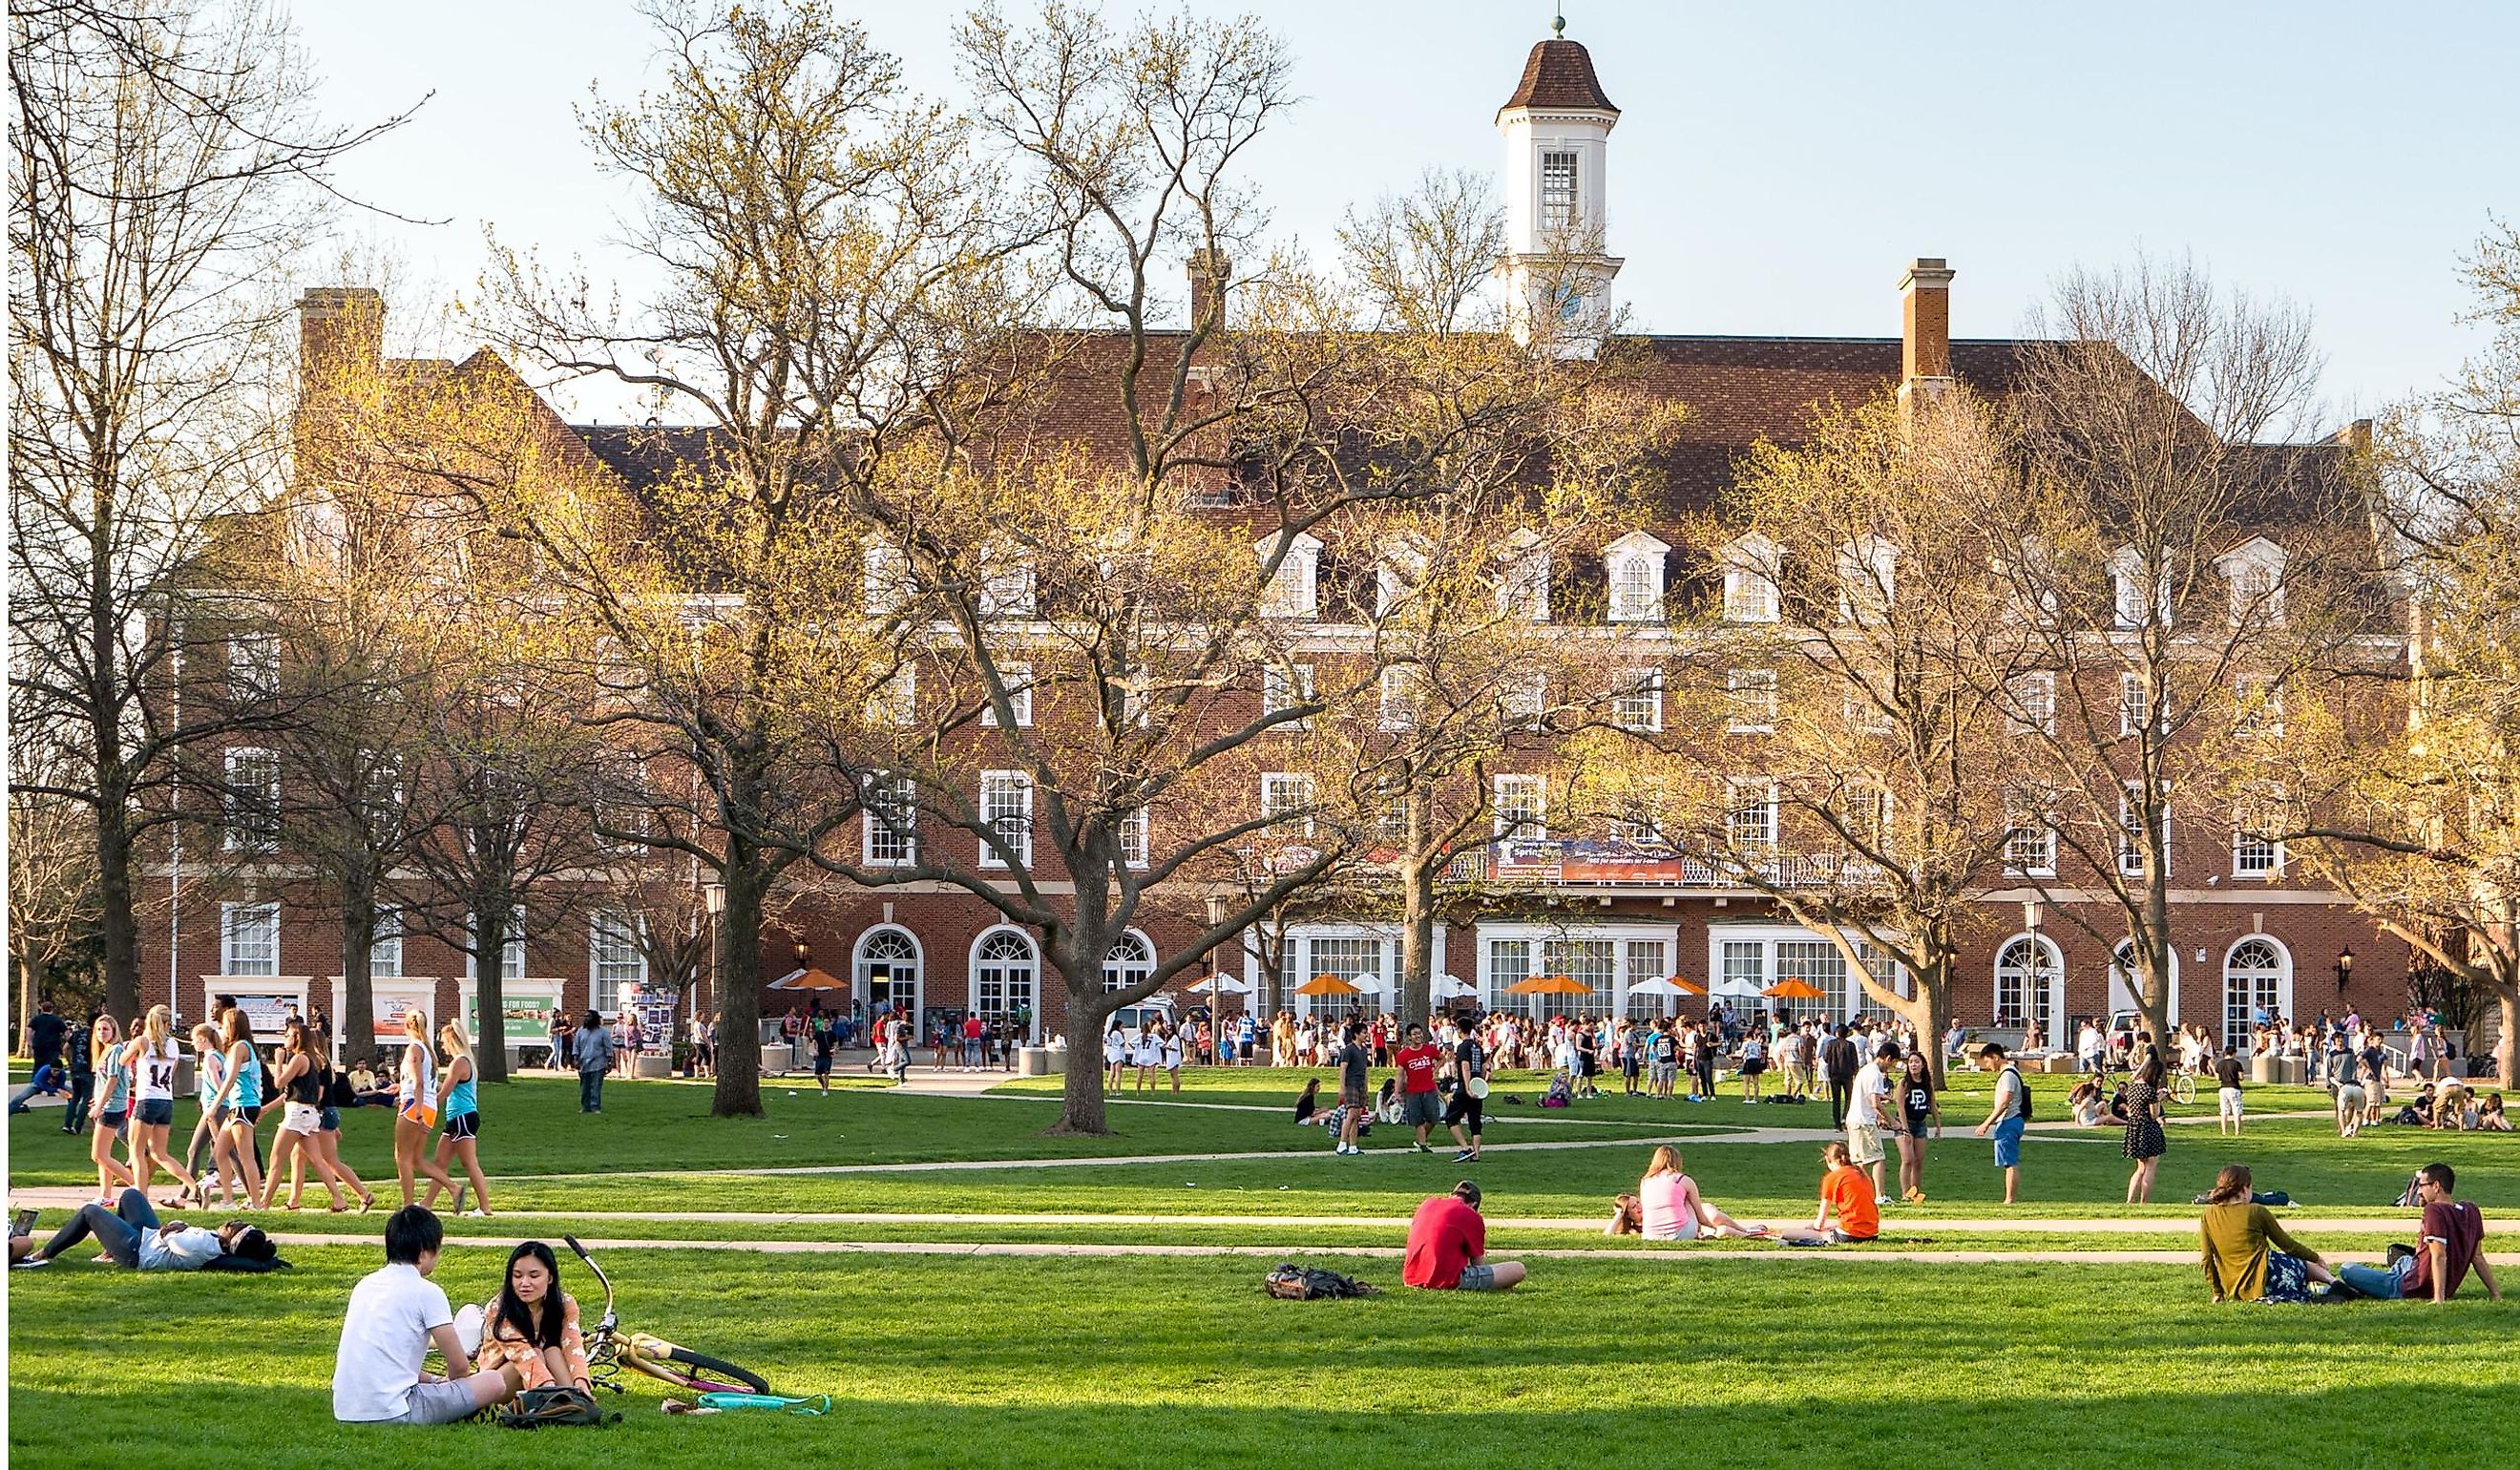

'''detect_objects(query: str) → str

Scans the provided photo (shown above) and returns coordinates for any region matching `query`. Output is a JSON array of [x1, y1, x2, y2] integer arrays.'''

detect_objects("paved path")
[[240, 1231, 2498, 1270]]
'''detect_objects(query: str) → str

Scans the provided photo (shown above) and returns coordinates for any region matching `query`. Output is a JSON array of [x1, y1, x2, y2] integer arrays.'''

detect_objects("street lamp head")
[[702, 882, 725, 916], [2022, 900, 2043, 933], [2335, 944, 2355, 987]]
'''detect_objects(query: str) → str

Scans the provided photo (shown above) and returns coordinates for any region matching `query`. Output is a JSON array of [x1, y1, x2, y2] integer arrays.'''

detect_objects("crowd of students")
[[40, 999, 494, 1218]]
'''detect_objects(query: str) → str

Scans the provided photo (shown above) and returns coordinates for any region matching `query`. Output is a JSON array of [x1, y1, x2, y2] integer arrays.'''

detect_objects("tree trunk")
[[340, 879, 377, 1066], [1909, 956, 1954, 1088], [1397, 852, 1438, 1030], [2494, 984, 2518, 1091], [96, 804, 142, 1019], [708, 852, 766, 1117], [1051, 967, 1126, 1135], [14, 955, 47, 1057], [471, 897, 511, 1084]]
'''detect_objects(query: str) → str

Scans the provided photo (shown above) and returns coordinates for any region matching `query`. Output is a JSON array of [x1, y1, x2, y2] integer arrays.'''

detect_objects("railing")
[[1460, 840, 1885, 891]]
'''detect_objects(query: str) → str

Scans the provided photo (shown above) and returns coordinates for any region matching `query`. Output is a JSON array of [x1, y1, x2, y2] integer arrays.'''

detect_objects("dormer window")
[[1375, 535, 1429, 618], [1498, 531, 1549, 621], [2216, 536, 2288, 627], [1604, 531, 1670, 623], [1720, 533, 1781, 623], [1837, 536, 1897, 622], [1258, 531, 1321, 620], [2110, 546, 2171, 630]]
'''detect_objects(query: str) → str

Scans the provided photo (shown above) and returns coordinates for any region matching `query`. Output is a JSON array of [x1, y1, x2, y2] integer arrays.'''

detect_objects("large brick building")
[[155, 28, 2404, 1058]]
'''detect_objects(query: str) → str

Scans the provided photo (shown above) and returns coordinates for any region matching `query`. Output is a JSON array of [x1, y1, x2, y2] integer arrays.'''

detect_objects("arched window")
[[855, 927, 922, 1018], [972, 928, 1038, 1036], [1993, 934, 2063, 1036], [1102, 931, 1156, 993], [2109, 941, 2179, 1024], [2222, 938, 2289, 1045]]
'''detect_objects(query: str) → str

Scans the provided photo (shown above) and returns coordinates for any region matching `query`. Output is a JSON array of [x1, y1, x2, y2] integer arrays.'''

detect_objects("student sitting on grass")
[[2197, 1165, 2335, 1303], [334, 1206, 523, 1424], [1292, 1076, 1324, 1124], [14, 1187, 280, 1271], [1772, 1141, 1880, 1247], [1603, 1145, 1771, 1241], [467, 1241, 592, 1393], [1402, 1181, 1524, 1292], [2334, 1163, 2504, 1303], [2476, 1093, 2510, 1131]]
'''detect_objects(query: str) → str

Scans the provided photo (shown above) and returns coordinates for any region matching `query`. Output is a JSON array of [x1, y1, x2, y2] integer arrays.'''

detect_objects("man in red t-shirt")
[[1394, 1023, 1445, 1153], [1403, 1181, 1524, 1291]]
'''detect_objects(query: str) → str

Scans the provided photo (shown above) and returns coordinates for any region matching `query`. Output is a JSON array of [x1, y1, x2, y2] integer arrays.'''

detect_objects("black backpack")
[[2004, 1065, 2033, 1122], [497, 1386, 617, 1429], [1265, 1264, 1380, 1300]]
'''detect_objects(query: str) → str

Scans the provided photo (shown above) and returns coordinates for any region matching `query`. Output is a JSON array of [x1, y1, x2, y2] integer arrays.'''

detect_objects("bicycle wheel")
[[2173, 1073, 2196, 1105], [635, 1344, 771, 1396]]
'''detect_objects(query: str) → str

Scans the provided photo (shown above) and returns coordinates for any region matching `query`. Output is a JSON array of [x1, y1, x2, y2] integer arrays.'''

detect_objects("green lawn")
[[8, 1248, 2513, 1466]]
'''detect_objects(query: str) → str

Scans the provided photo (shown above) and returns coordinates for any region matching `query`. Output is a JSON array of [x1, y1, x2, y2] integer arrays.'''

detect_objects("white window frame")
[[1102, 930, 1158, 993], [1837, 536, 1897, 621], [1604, 531, 1670, 623], [864, 538, 911, 615], [1501, 669, 1547, 727], [2004, 787, 2056, 877], [1540, 149, 1579, 233], [229, 633, 280, 700], [869, 664, 918, 726], [369, 905, 405, 978], [1377, 665, 1420, 732], [2110, 546, 2172, 629], [1480, 919, 1679, 1018], [220, 902, 281, 977], [1493, 773, 1547, 842], [1838, 783, 1893, 857], [2117, 781, 2169, 879], [2009, 671, 2056, 735], [2236, 673, 2285, 738], [1257, 531, 1322, 620], [1726, 668, 1777, 734], [1613, 667, 1663, 733], [223, 746, 282, 853], [979, 662, 1033, 727], [980, 770, 1034, 868], [1721, 534, 1782, 624], [978, 551, 1035, 619], [862, 771, 917, 867], [2118, 671, 2151, 738], [1992, 933, 2065, 1035], [1260, 772, 1316, 838], [1262, 662, 1314, 727], [589, 910, 645, 1017], [1724, 778, 1777, 852], [1118, 806, 1150, 870], [1497, 533, 1550, 622], [2233, 788, 2286, 878], [1704, 924, 1905, 1023], [2217, 536, 2288, 627]]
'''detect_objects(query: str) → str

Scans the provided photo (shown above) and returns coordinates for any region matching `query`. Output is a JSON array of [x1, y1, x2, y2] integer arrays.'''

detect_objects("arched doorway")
[[854, 926, 922, 1023], [1993, 934, 2064, 1039], [972, 926, 1040, 1040], [2222, 937, 2290, 1045], [2109, 941, 2181, 1026]]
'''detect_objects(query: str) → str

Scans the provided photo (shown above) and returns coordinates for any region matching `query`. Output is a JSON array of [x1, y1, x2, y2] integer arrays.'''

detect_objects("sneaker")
[[12, 1256, 49, 1270], [1414, 1143, 1433, 1154], [1876, 1195, 1893, 1208], [1452, 1148, 1477, 1164]]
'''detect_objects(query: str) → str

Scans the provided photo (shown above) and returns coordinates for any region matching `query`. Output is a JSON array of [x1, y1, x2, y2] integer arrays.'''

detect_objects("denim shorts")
[[1456, 1264, 1501, 1291], [318, 1105, 342, 1132], [136, 1098, 174, 1127]]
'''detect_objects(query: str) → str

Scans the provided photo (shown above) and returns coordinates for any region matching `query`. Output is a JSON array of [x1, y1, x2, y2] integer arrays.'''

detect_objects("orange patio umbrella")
[[1763, 978, 1827, 1000], [1292, 976, 1364, 998], [771, 966, 850, 992], [1503, 974, 1594, 997]]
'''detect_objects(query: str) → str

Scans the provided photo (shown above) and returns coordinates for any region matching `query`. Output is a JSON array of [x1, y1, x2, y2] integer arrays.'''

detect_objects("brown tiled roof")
[[1499, 38, 1617, 117]]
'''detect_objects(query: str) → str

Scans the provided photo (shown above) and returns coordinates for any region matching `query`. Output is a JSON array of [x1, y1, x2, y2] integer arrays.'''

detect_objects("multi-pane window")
[[2009, 672, 2056, 734], [1614, 668, 1663, 732], [2117, 782, 2168, 878], [1852, 940, 1902, 1022], [2119, 672, 2151, 737], [1118, 807, 1149, 869], [369, 906, 404, 978], [980, 662, 1033, 727], [1774, 940, 1847, 1024], [590, 910, 645, 1015], [1723, 567, 1779, 623], [2004, 787, 2055, 875], [1624, 940, 1668, 996], [863, 772, 917, 866], [229, 634, 280, 700], [1726, 668, 1777, 733], [1837, 538, 1896, 621], [223, 746, 281, 852], [1724, 779, 1777, 851], [864, 540, 910, 615], [1537, 938, 1618, 1019], [1501, 670, 1546, 727], [2223, 938, 2284, 1044], [1378, 665, 1421, 731], [869, 665, 917, 726], [1994, 935, 2060, 1034], [595, 758, 650, 850], [2112, 549, 2171, 629], [2234, 788, 2285, 877], [2226, 556, 2284, 626], [467, 913, 525, 981], [1721, 940, 1765, 998], [1843, 678, 1894, 735], [978, 552, 1035, 618], [1102, 932, 1155, 993], [1372, 781, 1411, 845], [221, 903, 280, 976], [1838, 784, 1893, 857], [1261, 772, 1316, 838], [1262, 663, 1314, 727], [1497, 539, 1550, 621], [980, 771, 1033, 867], [1540, 150, 1578, 232], [1306, 936, 1385, 999], [1487, 937, 1532, 1001], [1493, 774, 1546, 842], [1258, 533, 1320, 619], [974, 929, 1038, 1023], [1607, 552, 1663, 622], [1609, 799, 1665, 850]]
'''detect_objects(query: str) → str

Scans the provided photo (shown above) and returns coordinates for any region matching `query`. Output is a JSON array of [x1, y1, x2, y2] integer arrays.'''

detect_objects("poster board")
[[469, 990, 559, 1046]]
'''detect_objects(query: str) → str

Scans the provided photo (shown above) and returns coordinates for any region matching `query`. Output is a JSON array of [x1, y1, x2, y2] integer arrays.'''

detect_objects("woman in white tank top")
[[121, 1005, 199, 1202], [391, 1009, 458, 1206]]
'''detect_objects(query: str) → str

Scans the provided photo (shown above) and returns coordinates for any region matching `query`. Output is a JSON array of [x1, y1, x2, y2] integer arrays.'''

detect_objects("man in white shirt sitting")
[[334, 1207, 522, 1425]]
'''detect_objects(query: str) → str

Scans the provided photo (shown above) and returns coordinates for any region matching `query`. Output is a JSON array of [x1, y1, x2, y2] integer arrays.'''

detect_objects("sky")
[[292, 0, 2517, 431]]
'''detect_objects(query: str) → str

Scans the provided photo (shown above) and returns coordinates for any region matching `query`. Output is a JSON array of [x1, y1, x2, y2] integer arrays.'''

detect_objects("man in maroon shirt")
[[1394, 1023, 1445, 1154], [2337, 1163, 2502, 1302], [1402, 1181, 1524, 1292]]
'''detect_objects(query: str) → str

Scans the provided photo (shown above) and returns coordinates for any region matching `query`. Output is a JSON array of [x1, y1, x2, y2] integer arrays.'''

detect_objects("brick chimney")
[[1187, 249, 1231, 333], [1897, 258, 1955, 416], [299, 286, 383, 390]]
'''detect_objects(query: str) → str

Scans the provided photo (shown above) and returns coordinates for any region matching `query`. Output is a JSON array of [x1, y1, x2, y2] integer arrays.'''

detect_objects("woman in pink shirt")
[[1610, 1145, 1770, 1240]]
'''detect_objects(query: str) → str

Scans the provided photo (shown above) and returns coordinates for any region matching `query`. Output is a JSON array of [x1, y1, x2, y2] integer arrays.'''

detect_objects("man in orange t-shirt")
[[1775, 1142, 1881, 1246]]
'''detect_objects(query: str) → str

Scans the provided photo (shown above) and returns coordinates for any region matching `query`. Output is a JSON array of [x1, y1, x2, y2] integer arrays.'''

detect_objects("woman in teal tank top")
[[84, 1015, 137, 1205], [422, 1018, 494, 1218], [203, 1009, 266, 1208]]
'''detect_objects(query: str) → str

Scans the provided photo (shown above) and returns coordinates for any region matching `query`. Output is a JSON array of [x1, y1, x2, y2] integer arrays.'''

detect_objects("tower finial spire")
[[1552, 9, 1565, 37]]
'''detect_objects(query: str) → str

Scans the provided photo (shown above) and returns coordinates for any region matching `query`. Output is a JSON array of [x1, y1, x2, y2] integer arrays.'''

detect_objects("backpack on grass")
[[1265, 1264, 1380, 1300]]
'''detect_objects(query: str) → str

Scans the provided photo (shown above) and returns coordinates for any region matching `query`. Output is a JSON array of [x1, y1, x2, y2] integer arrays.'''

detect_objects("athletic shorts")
[[280, 1102, 322, 1136], [239, 1104, 262, 1125], [445, 1111, 481, 1142], [1456, 1264, 1501, 1291], [99, 1108, 128, 1134], [1444, 1090, 1483, 1132], [1846, 1124, 1886, 1166], [1991, 1116, 2026, 1168], [1402, 1091, 1443, 1127], [2336, 1085, 2365, 1110], [2218, 1087, 2245, 1118], [136, 1098, 174, 1127]]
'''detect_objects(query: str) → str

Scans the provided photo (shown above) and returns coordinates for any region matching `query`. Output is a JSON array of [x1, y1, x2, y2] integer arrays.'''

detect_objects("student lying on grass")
[[11, 1188, 284, 1271]]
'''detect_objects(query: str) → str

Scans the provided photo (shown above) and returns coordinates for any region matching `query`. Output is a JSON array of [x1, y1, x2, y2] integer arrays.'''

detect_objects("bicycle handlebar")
[[564, 1234, 618, 1317]]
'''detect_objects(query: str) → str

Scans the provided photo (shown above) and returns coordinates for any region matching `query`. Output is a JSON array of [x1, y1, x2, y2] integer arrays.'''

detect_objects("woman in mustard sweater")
[[2199, 1165, 2335, 1302]]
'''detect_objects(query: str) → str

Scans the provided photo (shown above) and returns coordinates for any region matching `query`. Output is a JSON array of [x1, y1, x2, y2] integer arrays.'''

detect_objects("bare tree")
[[9, 0, 413, 1017]]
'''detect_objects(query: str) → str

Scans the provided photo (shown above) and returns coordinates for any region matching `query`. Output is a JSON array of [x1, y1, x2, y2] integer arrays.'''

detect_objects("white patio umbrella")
[[1187, 975, 1252, 995], [1431, 974, 1479, 999], [1626, 977, 1689, 996], [1347, 974, 1388, 994]]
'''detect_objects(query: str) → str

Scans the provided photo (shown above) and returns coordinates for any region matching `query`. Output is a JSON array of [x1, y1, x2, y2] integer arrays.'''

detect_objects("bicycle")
[[564, 1235, 773, 1397], [2169, 1069, 2197, 1106]]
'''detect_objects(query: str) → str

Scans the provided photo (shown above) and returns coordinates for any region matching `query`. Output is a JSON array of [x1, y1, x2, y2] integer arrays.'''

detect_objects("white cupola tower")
[[1495, 16, 1622, 356]]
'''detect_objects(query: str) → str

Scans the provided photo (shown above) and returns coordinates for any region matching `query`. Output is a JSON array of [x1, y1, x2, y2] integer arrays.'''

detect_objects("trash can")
[[635, 1053, 672, 1080]]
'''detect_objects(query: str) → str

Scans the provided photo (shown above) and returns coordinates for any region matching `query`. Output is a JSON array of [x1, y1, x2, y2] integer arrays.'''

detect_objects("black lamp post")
[[2334, 944, 2355, 993]]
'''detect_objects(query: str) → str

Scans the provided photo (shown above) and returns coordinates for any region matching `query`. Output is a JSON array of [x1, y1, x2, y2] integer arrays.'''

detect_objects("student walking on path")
[[393, 1011, 461, 1207], [573, 1011, 616, 1113], [1822, 1026, 1858, 1128], [121, 1006, 197, 1204], [420, 1021, 493, 1219]]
